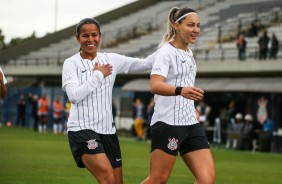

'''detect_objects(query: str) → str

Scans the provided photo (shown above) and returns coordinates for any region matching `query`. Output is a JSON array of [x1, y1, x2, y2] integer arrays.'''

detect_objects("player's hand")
[[94, 63, 112, 78], [181, 87, 204, 101]]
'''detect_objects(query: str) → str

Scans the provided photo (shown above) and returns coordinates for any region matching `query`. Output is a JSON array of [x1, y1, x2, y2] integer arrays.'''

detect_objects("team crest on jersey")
[[87, 139, 98, 150], [167, 138, 178, 150]]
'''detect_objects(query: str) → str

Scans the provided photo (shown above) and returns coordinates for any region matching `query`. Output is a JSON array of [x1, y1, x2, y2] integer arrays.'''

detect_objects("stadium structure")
[[0, 0, 282, 150]]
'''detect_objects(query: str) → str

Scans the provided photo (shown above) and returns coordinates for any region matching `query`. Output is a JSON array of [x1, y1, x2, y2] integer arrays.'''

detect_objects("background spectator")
[[262, 118, 274, 132], [38, 95, 49, 133], [238, 114, 254, 150], [145, 97, 154, 142], [236, 33, 247, 61], [220, 99, 237, 144], [258, 118, 274, 152], [28, 94, 39, 131], [226, 113, 244, 149], [16, 94, 26, 127], [248, 21, 258, 37], [258, 30, 270, 60], [196, 101, 211, 127], [268, 32, 279, 59], [53, 97, 63, 134], [133, 98, 144, 140]]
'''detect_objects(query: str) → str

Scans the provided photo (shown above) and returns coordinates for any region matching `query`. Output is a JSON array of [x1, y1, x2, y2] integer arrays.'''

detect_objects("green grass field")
[[0, 127, 281, 184]]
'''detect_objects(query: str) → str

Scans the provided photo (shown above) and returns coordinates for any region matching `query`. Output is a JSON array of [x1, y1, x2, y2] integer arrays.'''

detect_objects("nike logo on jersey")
[[82, 69, 88, 73], [181, 60, 186, 63]]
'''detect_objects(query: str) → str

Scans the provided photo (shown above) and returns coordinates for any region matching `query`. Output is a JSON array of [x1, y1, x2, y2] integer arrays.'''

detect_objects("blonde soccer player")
[[142, 7, 215, 184]]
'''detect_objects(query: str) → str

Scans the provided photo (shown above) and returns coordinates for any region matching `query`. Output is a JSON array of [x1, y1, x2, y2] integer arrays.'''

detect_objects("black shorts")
[[68, 129, 122, 168], [151, 122, 210, 156]]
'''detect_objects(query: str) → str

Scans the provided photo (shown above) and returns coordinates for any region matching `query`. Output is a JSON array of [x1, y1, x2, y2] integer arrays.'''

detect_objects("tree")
[[0, 30, 37, 51], [0, 29, 6, 51]]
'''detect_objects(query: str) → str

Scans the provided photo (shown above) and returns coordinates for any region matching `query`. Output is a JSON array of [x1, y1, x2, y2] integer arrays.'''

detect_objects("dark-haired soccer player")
[[62, 18, 154, 184]]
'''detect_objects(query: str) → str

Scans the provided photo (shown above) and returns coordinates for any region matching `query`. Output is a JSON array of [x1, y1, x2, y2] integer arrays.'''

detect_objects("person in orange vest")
[[38, 95, 49, 133], [53, 97, 63, 134]]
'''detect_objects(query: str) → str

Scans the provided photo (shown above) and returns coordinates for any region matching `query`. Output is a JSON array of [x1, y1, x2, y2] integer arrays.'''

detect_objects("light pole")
[[54, 0, 58, 32]]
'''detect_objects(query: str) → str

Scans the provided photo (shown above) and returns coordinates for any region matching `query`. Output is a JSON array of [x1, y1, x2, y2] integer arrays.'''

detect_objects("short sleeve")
[[150, 50, 170, 78]]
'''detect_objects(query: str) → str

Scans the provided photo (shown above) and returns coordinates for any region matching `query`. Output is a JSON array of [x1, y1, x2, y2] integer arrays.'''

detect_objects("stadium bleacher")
[[1, 0, 282, 141], [1, 0, 281, 68]]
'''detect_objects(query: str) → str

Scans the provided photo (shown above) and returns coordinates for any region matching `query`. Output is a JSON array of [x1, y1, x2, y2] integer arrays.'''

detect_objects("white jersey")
[[150, 42, 198, 126], [0, 66, 7, 84], [62, 52, 152, 134]]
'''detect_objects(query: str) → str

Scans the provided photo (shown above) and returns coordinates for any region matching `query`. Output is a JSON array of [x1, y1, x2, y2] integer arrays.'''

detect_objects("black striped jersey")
[[62, 52, 153, 134], [150, 42, 198, 126], [0, 66, 7, 84]]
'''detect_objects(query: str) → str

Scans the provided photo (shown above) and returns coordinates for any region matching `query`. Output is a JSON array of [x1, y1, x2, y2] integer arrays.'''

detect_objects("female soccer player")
[[142, 7, 215, 184], [62, 18, 153, 184]]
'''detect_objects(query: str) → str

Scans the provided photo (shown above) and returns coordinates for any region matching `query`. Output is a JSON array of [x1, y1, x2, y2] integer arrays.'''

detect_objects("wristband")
[[175, 87, 183, 96]]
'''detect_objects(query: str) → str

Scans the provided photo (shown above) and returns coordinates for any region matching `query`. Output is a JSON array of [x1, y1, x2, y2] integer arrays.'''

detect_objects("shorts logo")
[[86, 139, 98, 150], [167, 138, 178, 150]]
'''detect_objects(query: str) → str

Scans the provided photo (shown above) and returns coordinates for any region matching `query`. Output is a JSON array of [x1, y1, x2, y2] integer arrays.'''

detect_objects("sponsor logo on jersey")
[[86, 139, 98, 150], [167, 138, 178, 150]]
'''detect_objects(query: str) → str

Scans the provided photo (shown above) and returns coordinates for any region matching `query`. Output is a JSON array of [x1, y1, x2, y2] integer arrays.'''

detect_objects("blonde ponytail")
[[158, 7, 179, 47]]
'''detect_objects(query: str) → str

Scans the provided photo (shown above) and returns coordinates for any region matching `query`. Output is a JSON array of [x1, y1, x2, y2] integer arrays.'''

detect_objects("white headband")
[[174, 12, 197, 23]]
